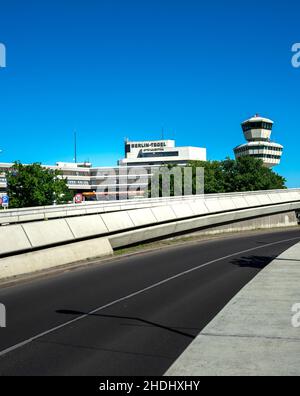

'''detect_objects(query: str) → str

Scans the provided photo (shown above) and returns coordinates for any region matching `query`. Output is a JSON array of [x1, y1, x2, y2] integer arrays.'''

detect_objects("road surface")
[[0, 229, 299, 375]]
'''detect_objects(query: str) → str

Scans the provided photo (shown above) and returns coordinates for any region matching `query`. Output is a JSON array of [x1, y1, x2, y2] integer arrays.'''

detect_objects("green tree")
[[146, 164, 178, 198], [188, 156, 286, 194], [220, 156, 286, 192], [148, 156, 286, 197], [6, 162, 73, 208], [188, 160, 226, 194]]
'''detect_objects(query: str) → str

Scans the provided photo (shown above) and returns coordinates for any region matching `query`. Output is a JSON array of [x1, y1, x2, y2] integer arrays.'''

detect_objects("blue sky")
[[0, 0, 299, 186]]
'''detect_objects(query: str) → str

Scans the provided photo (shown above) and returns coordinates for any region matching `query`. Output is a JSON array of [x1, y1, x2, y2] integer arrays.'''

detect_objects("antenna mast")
[[74, 131, 77, 163]]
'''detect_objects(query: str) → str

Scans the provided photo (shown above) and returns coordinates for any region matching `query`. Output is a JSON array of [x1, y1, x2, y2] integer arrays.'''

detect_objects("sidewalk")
[[166, 241, 300, 376]]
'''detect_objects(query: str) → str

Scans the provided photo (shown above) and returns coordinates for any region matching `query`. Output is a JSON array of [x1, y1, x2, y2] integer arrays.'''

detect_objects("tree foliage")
[[147, 156, 286, 197], [189, 156, 286, 194], [6, 162, 73, 208]]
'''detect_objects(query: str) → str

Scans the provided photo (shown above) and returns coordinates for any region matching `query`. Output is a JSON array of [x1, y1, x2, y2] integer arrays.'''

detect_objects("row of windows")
[[140, 151, 179, 158], [237, 153, 282, 160], [252, 154, 282, 160], [242, 122, 273, 132], [247, 138, 270, 142], [62, 171, 90, 177], [69, 178, 152, 186], [235, 146, 283, 153], [67, 180, 90, 185], [91, 182, 148, 187], [98, 187, 143, 193], [126, 161, 189, 166], [90, 174, 152, 179]]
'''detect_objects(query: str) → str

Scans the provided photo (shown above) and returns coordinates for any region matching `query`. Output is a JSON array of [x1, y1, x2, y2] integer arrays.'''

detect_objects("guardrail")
[[1, 189, 300, 226], [0, 195, 201, 225], [0, 189, 300, 281], [1, 189, 300, 258]]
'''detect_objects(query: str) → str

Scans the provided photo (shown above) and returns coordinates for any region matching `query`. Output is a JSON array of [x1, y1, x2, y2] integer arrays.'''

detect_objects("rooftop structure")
[[0, 136, 207, 200], [119, 139, 206, 166]]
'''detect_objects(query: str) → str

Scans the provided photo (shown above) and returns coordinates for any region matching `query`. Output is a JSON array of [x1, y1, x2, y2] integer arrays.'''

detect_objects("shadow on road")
[[56, 309, 196, 339], [230, 255, 276, 269]]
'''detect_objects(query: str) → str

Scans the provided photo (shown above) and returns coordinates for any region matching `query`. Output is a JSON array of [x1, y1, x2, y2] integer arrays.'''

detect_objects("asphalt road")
[[0, 229, 299, 376]]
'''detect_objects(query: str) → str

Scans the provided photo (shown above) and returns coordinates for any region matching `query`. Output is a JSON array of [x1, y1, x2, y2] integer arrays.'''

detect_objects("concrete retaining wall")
[[0, 194, 210, 225], [0, 225, 32, 255], [109, 203, 300, 249], [190, 211, 298, 236], [0, 237, 113, 280], [0, 190, 300, 281], [1, 193, 300, 256], [1, 188, 300, 226]]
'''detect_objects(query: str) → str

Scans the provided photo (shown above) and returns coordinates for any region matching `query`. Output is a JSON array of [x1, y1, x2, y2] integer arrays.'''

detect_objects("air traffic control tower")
[[234, 115, 283, 167]]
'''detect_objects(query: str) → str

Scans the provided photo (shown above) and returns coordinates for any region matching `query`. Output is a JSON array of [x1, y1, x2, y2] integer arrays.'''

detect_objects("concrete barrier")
[[0, 225, 31, 255], [66, 215, 108, 239], [22, 219, 74, 248], [0, 194, 207, 225], [101, 211, 134, 233], [0, 237, 113, 280], [0, 192, 299, 257], [171, 203, 195, 218], [1, 189, 299, 226], [248, 194, 261, 206], [193, 211, 298, 236], [230, 196, 249, 209], [256, 194, 272, 206], [204, 199, 224, 213], [109, 202, 300, 249], [109, 223, 178, 249], [151, 206, 177, 222], [127, 208, 157, 227], [188, 201, 209, 215], [0, 190, 300, 281]]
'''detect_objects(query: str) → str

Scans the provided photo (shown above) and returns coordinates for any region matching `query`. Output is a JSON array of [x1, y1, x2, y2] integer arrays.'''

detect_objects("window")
[[68, 180, 90, 185], [242, 122, 273, 132], [140, 151, 179, 158], [235, 145, 282, 153]]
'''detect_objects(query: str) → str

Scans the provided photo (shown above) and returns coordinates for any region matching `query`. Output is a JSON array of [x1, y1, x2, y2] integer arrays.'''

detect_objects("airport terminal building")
[[0, 139, 207, 200], [120, 139, 206, 167]]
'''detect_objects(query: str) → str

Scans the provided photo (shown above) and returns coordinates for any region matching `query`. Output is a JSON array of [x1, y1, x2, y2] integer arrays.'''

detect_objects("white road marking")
[[0, 236, 299, 358]]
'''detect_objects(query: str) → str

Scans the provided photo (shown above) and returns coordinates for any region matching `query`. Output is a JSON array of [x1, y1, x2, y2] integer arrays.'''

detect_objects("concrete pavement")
[[166, 241, 300, 376]]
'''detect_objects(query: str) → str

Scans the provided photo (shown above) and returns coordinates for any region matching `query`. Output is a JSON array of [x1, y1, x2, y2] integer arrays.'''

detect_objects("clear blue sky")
[[0, 0, 299, 186]]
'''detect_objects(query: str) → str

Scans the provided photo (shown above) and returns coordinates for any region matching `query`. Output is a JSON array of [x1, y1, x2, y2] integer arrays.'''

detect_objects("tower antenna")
[[74, 131, 77, 163]]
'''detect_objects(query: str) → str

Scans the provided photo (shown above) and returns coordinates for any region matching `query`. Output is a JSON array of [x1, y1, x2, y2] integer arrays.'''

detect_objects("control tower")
[[234, 115, 283, 167]]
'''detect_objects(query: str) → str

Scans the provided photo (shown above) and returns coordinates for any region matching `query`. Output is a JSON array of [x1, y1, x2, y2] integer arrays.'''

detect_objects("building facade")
[[119, 139, 206, 166], [234, 115, 283, 167], [0, 139, 206, 200]]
